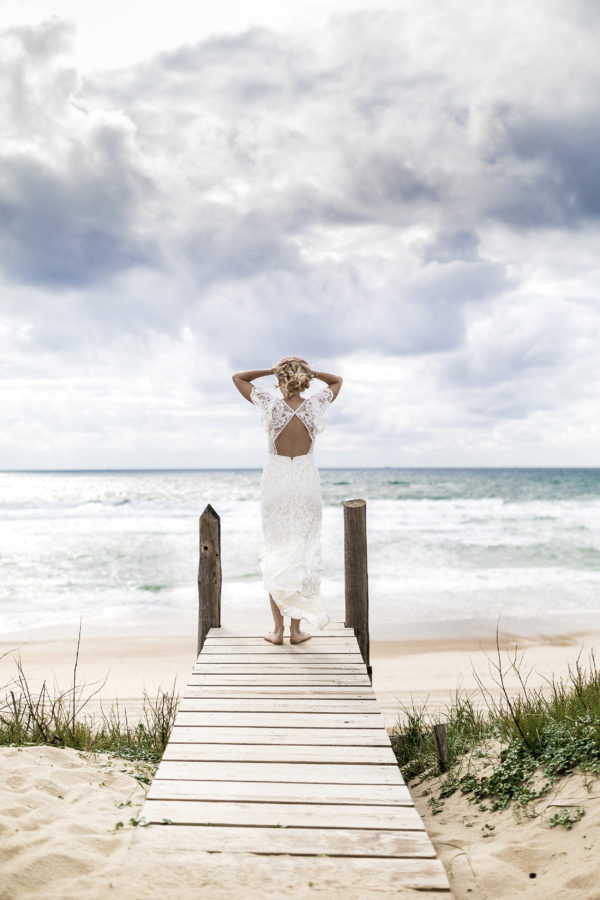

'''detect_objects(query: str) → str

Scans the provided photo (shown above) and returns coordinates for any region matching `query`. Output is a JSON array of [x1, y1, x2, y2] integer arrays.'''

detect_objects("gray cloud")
[[3, 8, 597, 301], [484, 109, 600, 226], [0, 154, 154, 286], [421, 230, 481, 265], [434, 289, 597, 434], [183, 210, 304, 285], [1, 4, 600, 468], [0, 20, 157, 287]]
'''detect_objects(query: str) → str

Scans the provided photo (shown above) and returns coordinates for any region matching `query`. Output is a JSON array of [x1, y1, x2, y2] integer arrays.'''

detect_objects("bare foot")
[[264, 631, 284, 644], [290, 630, 311, 644]]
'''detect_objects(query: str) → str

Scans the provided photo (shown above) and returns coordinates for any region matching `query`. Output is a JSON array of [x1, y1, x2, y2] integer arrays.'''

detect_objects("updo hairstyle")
[[276, 358, 313, 397]]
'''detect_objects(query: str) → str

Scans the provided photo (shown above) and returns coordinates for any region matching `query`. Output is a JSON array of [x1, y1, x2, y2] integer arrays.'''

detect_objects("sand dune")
[[2, 629, 600, 897], [412, 770, 600, 900], [0, 746, 435, 899], [1, 745, 599, 898]]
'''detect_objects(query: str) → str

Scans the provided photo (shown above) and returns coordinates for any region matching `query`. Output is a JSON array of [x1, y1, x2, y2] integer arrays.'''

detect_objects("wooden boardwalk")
[[139, 622, 451, 895]]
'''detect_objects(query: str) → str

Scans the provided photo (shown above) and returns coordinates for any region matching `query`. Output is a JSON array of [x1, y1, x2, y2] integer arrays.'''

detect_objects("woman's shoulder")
[[250, 385, 275, 398], [309, 385, 334, 404], [250, 386, 280, 414]]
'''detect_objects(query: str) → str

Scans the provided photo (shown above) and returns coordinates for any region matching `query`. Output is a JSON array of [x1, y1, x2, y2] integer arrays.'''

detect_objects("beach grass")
[[0, 636, 179, 768], [390, 635, 600, 821], [4, 626, 600, 830]]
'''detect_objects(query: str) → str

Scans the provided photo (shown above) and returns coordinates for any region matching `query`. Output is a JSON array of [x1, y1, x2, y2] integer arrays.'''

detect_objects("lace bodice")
[[251, 385, 333, 455]]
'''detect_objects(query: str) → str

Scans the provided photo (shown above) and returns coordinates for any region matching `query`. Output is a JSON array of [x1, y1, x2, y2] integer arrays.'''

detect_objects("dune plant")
[[0, 631, 179, 766], [391, 630, 600, 822]]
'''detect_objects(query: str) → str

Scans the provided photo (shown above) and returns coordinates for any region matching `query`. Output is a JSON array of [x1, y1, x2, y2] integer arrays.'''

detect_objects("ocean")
[[1, 468, 599, 640]]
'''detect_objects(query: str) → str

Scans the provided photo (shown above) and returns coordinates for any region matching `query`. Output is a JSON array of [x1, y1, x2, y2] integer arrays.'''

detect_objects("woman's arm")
[[311, 370, 343, 401], [232, 368, 274, 402]]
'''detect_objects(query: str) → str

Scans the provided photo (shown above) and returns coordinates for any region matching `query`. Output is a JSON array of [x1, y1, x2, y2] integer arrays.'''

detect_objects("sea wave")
[[1, 468, 599, 637]]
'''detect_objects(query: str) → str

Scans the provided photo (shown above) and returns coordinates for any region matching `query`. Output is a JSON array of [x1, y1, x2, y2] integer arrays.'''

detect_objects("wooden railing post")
[[197, 504, 222, 655], [344, 499, 371, 680], [433, 723, 449, 772]]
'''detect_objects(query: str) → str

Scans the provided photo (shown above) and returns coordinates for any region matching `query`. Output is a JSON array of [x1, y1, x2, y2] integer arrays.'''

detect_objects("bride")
[[233, 356, 343, 644]]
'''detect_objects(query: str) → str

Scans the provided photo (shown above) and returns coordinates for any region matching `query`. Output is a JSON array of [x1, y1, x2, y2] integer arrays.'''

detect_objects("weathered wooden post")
[[344, 498, 371, 680], [433, 723, 449, 772], [197, 504, 222, 655]]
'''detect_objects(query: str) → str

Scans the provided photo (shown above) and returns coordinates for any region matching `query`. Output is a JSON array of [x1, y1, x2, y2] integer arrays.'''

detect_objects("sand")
[[2, 625, 600, 898], [1, 745, 388, 899], [411, 769, 600, 899], [372, 630, 600, 729]]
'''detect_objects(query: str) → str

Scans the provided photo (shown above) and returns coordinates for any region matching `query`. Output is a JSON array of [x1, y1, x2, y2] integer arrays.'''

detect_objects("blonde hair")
[[277, 358, 313, 397]]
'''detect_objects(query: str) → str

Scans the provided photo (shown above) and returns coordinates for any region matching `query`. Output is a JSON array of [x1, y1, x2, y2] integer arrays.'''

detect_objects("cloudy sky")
[[1, 0, 599, 469]]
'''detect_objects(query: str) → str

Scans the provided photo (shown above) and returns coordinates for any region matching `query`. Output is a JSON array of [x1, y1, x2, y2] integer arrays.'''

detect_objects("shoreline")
[[5, 605, 600, 642]]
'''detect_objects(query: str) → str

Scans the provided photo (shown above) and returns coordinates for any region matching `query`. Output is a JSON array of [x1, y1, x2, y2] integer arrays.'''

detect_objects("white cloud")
[[1, 3, 599, 467]]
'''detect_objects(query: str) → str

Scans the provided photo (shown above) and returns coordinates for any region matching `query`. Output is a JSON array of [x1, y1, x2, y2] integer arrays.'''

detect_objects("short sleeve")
[[250, 385, 276, 431], [308, 386, 333, 433]]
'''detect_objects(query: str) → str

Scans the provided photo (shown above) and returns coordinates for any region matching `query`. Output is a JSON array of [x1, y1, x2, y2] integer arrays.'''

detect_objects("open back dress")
[[250, 384, 333, 630]]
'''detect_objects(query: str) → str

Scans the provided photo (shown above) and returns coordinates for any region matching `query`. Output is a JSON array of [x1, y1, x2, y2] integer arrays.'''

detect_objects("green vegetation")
[[0, 633, 179, 767], [390, 636, 600, 826], [548, 807, 584, 829]]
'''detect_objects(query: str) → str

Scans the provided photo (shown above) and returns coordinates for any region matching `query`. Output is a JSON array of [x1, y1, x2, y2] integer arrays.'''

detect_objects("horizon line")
[[1, 466, 599, 473]]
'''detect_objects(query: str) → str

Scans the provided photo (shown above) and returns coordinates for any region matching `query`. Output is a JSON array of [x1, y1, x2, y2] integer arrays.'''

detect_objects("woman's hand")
[[232, 368, 275, 402], [310, 369, 343, 400]]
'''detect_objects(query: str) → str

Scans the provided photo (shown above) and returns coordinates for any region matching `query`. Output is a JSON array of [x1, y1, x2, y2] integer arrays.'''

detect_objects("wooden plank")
[[153, 761, 404, 785], [187, 674, 371, 685], [136, 619, 451, 896], [173, 712, 386, 728], [205, 631, 356, 636], [147, 779, 410, 805], [135, 617, 451, 896], [207, 621, 353, 627], [168, 726, 390, 745], [143, 799, 424, 830], [161, 743, 399, 764], [179, 698, 381, 713], [136, 822, 439, 860], [193, 658, 365, 664], [184, 684, 374, 701], [192, 653, 367, 674], [137, 831, 450, 891], [201, 648, 360, 653], [181, 695, 378, 703], [192, 665, 366, 674], [203, 633, 358, 640], [201, 647, 361, 654], [207, 621, 352, 627], [203, 638, 358, 646], [194, 654, 364, 663], [204, 630, 355, 639]]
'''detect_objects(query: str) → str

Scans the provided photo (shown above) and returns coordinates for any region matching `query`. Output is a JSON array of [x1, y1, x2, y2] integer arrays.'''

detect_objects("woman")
[[232, 356, 343, 644]]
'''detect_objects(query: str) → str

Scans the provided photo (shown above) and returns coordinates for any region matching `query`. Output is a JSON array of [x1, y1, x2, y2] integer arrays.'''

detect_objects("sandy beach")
[[2, 624, 599, 729], [2, 625, 600, 898]]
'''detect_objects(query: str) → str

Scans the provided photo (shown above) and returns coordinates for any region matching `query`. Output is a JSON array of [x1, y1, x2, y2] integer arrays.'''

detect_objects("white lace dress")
[[250, 385, 333, 630]]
